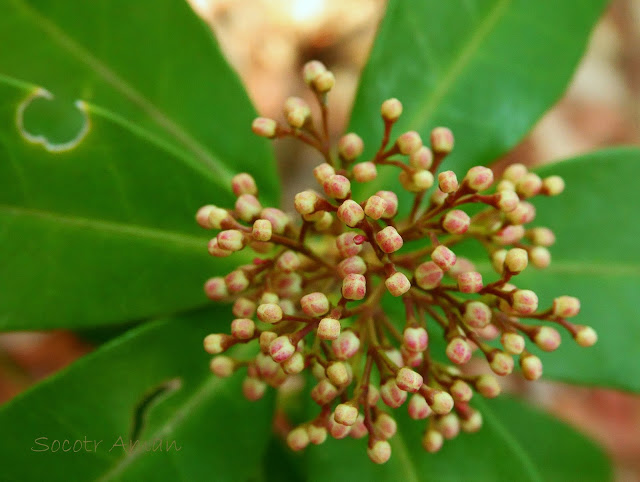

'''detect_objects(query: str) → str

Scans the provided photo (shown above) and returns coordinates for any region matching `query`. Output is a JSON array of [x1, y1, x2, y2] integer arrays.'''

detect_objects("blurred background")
[[1, 0, 639, 479]]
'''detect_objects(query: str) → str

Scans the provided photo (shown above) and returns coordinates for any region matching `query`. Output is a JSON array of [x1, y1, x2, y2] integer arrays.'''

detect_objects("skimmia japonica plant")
[[197, 61, 597, 464]]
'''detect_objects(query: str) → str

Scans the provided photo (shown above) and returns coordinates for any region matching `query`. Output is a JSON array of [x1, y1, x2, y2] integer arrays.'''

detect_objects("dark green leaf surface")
[[305, 397, 610, 482], [0, 308, 275, 482], [349, 0, 607, 213], [0, 0, 279, 329], [510, 148, 640, 392]]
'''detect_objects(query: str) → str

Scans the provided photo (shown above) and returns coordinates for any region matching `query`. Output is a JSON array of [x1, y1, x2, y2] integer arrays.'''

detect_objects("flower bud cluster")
[[198, 61, 596, 464]]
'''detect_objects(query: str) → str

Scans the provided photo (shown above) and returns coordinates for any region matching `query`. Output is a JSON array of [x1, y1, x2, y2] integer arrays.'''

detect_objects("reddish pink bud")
[[375, 226, 404, 253], [381, 379, 407, 408], [352, 161, 377, 182], [442, 209, 470, 234], [196, 205, 216, 228], [367, 440, 392, 464], [506, 201, 536, 225], [251, 219, 272, 242], [409, 146, 433, 169], [502, 163, 528, 183], [542, 175, 565, 196], [336, 232, 362, 257], [438, 170, 459, 193], [512, 289, 539, 315], [210, 356, 234, 377], [224, 270, 249, 293], [385, 272, 411, 297], [492, 224, 526, 245], [231, 318, 255, 340], [354, 235, 366, 245], [408, 393, 432, 419], [217, 230, 245, 252], [450, 380, 473, 402], [208, 238, 232, 257], [364, 195, 387, 219], [495, 189, 519, 212], [445, 337, 472, 364], [311, 379, 339, 405], [533, 326, 561, 352], [323, 174, 351, 199], [449, 257, 476, 279], [332, 331, 360, 360], [337, 256, 367, 278], [430, 127, 454, 153], [396, 367, 423, 392], [231, 173, 258, 196], [520, 353, 543, 381], [276, 250, 301, 272], [375, 191, 399, 218], [350, 415, 368, 439], [415, 261, 444, 290], [396, 131, 423, 155], [437, 413, 460, 440], [457, 271, 483, 293], [552, 296, 580, 318], [303, 60, 327, 85], [313, 163, 336, 185], [307, 424, 328, 445], [430, 188, 448, 206], [516, 173, 542, 198], [367, 384, 380, 406], [337, 199, 365, 227], [257, 303, 283, 323], [269, 335, 296, 362], [428, 390, 454, 415], [403, 326, 428, 353], [242, 377, 267, 401], [256, 352, 281, 380], [235, 194, 262, 222], [501, 332, 525, 355], [300, 292, 330, 317], [505, 248, 528, 273], [260, 207, 289, 234], [475, 374, 501, 397], [334, 403, 359, 426], [286, 426, 310, 451], [338, 133, 364, 161], [431, 245, 457, 271], [294, 190, 320, 215], [465, 166, 494, 191], [489, 350, 514, 376], [342, 273, 366, 300], [327, 413, 351, 439], [575, 326, 597, 347], [422, 429, 444, 453], [317, 318, 341, 340], [204, 277, 228, 300], [381, 98, 403, 122], [251, 117, 277, 138], [462, 301, 492, 328], [375, 412, 397, 439], [232, 297, 256, 318]]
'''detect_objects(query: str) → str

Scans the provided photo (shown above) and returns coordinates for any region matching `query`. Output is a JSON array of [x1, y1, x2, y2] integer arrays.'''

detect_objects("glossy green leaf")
[[509, 148, 640, 392], [0, 0, 279, 329], [349, 0, 606, 212], [0, 308, 275, 481], [305, 397, 610, 482]]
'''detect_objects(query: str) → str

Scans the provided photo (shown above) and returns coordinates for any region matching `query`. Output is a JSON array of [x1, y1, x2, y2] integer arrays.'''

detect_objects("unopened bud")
[[501, 332, 525, 355], [283, 97, 310, 128], [529, 227, 556, 246], [505, 248, 528, 273], [328, 413, 351, 439], [429, 390, 454, 414], [210, 356, 234, 377], [208, 238, 232, 257], [307, 424, 328, 445], [231, 173, 258, 196], [269, 335, 296, 362], [408, 394, 432, 419], [332, 331, 360, 360], [460, 410, 483, 433], [287, 426, 310, 451], [204, 277, 228, 300], [575, 325, 597, 347], [217, 230, 245, 252], [502, 163, 528, 183], [337, 200, 365, 227], [396, 367, 423, 392], [341, 273, 366, 300], [375, 226, 404, 253], [442, 209, 470, 234], [495, 189, 519, 212], [533, 326, 561, 352], [367, 440, 392, 464], [530, 246, 551, 268], [450, 380, 473, 402], [375, 412, 397, 439], [445, 337, 472, 364], [224, 270, 250, 293], [437, 413, 460, 440], [396, 131, 423, 155], [457, 271, 483, 293], [251, 219, 272, 242], [260, 208, 289, 234], [235, 194, 262, 222], [492, 225, 526, 245], [196, 205, 216, 228], [336, 232, 362, 257], [376, 191, 399, 218], [465, 166, 494, 191], [242, 377, 267, 401], [313, 163, 335, 184], [520, 353, 543, 380], [231, 318, 255, 340], [511, 289, 538, 315], [431, 127, 454, 153], [506, 201, 536, 225], [438, 170, 459, 193], [335, 403, 359, 426], [516, 172, 542, 198], [313, 70, 335, 93], [475, 374, 501, 397], [323, 174, 351, 199], [338, 133, 364, 161], [294, 190, 320, 215], [311, 379, 339, 405], [403, 326, 428, 353], [251, 117, 277, 138], [491, 249, 507, 274], [552, 296, 580, 318], [542, 175, 565, 196], [431, 245, 457, 271], [409, 146, 433, 169], [303, 60, 327, 85], [381, 98, 403, 122], [385, 272, 411, 297], [259, 331, 277, 354], [204, 333, 230, 354], [276, 250, 300, 272], [462, 301, 492, 328], [415, 261, 444, 289], [381, 379, 407, 408], [422, 429, 444, 453]]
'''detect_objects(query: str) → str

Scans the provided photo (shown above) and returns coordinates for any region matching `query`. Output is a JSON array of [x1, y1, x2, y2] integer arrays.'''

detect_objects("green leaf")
[[305, 397, 611, 482], [0, 0, 279, 329], [0, 307, 275, 481], [349, 0, 606, 212], [512, 148, 640, 392]]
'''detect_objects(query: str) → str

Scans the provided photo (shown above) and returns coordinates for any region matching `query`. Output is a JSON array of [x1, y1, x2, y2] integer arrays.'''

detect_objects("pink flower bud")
[[256, 353, 279, 379], [408, 393, 432, 419], [257, 303, 283, 323], [350, 415, 368, 439], [259, 331, 277, 354], [196, 205, 217, 228], [457, 271, 483, 293], [501, 332, 525, 355], [530, 246, 551, 268], [367, 440, 392, 464], [376, 190, 399, 218], [260, 207, 289, 234], [438, 170, 459, 193], [224, 270, 250, 293], [552, 296, 580, 318], [422, 429, 444, 453], [208, 206, 232, 230], [242, 377, 267, 401], [307, 424, 328, 445], [286, 426, 310, 451], [235, 194, 262, 222], [327, 413, 351, 439], [442, 209, 470, 234], [381, 98, 403, 121], [283, 96, 311, 128], [409, 146, 433, 169], [450, 380, 473, 402], [520, 353, 543, 381], [367, 384, 380, 406], [336, 256, 366, 278], [347, 162, 377, 187], [337, 199, 365, 227], [251, 117, 277, 138], [502, 163, 527, 183], [385, 272, 411, 297], [381, 379, 407, 408], [375, 412, 397, 439], [542, 175, 565, 196], [252, 219, 272, 241], [260, 291, 279, 304], [430, 245, 457, 271], [403, 326, 428, 353], [511, 289, 538, 314], [375, 226, 404, 253], [323, 174, 351, 199], [312, 70, 335, 93], [396, 367, 423, 392], [428, 390, 454, 414], [335, 403, 359, 426], [462, 301, 492, 328], [276, 250, 301, 272], [232, 297, 256, 318], [294, 190, 320, 215], [465, 166, 494, 191], [326, 361, 349, 387], [231, 318, 255, 340], [516, 173, 542, 198], [430, 127, 454, 153], [445, 337, 472, 364], [492, 224, 526, 245], [489, 350, 514, 376], [491, 249, 507, 274], [313, 163, 336, 185], [282, 352, 305, 374], [338, 133, 364, 161], [415, 261, 444, 290], [496, 179, 516, 191], [208, 238, 232, 257], [204, 333, 232, 354], [210, 356, 234, 377], [449, 257, 476, 279], [431, 188, 448, 206], [217, 230, 245, 252], [364, 195, 387, 220], [412, 169, 435, 190], [385, 349, 404, 368], [299, 292, 330, 317], [269, 335, 296, 362], [311, 379, 338, 405], [575, 326, 597, 347], [303, 60, 327, 84], [506, 201, 536, 225], [461, 410, 483, 433], [495, 189, 519, 212], [318, 318, 341, 340], [341, 273, 366, 300], [231, 173, 258, 197], [474, 375, 501, 398], [204, 277, 228, 300], [332, 331, 361, 360], [396, 131, 423, 155], [336, 232, 362, 257], [533, 326, 561, 352], [437, 413, 460, 440], [505, 248, 528, 273]]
